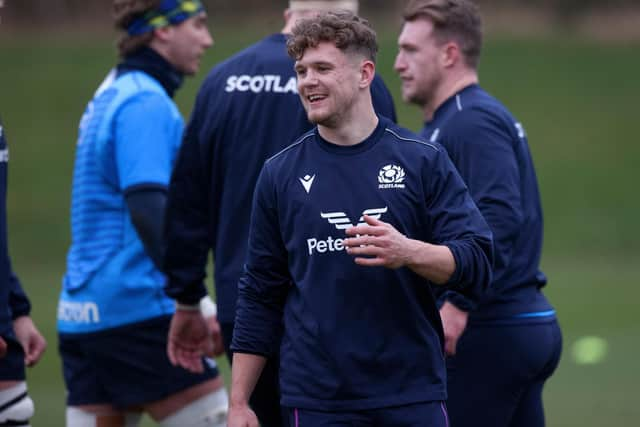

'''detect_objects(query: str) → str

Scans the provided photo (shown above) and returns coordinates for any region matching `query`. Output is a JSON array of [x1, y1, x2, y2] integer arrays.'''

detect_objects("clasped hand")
[[344, 215, 413, 269]]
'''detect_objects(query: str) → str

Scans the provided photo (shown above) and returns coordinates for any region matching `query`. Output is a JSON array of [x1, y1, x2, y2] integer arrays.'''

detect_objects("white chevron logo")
[[299, 174, 316, 194], [320, 207, 388, 230]]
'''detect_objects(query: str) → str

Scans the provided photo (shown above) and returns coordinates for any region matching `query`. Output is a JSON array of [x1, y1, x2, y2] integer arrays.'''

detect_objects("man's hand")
[[0, 336, 7, 358], [440, 301, 469, 356], [13, 316, 47, 367], [203, 314, 226, 358], [227, 403, 259, 427], [167, 309, 213, 373], [344, 215, 414, 268]]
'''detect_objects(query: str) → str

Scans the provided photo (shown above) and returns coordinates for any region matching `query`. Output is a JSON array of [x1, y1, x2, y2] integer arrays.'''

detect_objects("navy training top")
[[231, 116, 493, 410], [421, 84, 554, 321], [164, 33, 398, 322], [0, 117, 31, 337]]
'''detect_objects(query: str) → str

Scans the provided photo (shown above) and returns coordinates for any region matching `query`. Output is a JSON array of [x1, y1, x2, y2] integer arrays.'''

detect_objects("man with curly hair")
[[57, 1, 227, 426], [163, 1, 395, 426], [219, 11, 493, 427]]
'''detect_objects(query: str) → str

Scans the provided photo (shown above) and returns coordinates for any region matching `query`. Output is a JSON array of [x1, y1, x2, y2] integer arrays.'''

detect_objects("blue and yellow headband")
[[127, 0, 205, 36]]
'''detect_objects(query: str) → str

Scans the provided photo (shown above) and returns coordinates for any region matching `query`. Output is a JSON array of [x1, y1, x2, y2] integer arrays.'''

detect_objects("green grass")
[[1, 28, 639, 425]]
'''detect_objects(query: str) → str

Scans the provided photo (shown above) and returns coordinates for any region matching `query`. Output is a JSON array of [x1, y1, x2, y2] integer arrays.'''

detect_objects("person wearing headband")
[[162, 1, 396, 427], [57, 1, 227, 426]]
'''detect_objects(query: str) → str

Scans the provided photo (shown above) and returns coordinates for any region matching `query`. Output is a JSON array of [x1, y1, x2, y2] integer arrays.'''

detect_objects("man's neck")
[[318, 103, 379, 147], [118, 47, 184, 97], [423, 71, 478, 121]]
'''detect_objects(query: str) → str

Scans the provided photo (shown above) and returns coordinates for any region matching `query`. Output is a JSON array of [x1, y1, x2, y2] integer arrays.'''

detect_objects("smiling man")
[[56, 1, 227, 426], [217, 11, 493, 427], [163, 1, 396, 426]]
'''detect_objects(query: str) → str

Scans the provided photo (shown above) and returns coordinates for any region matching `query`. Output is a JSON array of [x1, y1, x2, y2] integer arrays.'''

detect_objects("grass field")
[[1, 26, 639, 426]]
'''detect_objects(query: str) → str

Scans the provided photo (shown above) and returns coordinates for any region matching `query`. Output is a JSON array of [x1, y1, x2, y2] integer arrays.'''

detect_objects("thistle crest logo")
[[378, 164, 406, 189]]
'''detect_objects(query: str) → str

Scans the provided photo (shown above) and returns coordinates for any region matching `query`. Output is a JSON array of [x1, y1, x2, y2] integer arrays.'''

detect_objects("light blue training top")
[[58, 70, 181, 334]]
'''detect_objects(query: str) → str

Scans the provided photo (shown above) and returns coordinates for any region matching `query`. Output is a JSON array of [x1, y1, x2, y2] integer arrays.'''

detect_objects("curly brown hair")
[[286, 11, 378, 63], [403, 0, 482, 69], [112, 0, 161, 57]]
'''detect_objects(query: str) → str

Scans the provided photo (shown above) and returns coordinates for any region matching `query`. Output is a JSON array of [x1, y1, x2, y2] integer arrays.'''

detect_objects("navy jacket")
[[0, 117, 31, 337], [422, 84, 554, 321], [231, 117, 492, 410], [164, 33, 397, 322]]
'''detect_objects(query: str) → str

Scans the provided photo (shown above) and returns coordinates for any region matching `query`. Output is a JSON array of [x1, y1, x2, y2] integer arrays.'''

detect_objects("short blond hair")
[[403, 0, 482, 69]]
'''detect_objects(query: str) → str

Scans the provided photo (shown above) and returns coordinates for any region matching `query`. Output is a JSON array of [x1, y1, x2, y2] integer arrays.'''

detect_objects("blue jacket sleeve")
[[162, 101, 213, 305], [438, 108, 523, 310], [9, 264, 31, 319], [424, 146, 494, 302], [231, 165, 290, 357]]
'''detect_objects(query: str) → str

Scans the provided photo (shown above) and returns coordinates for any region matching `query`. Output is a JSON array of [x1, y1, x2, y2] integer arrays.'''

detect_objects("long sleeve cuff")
[[9, 273, 31, 319], [437, 290, 477, 312], [164, 280, 208, 305]]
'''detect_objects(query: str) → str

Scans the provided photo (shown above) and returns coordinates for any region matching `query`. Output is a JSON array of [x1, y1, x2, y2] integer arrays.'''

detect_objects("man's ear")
[[359, 60, 376, 89], [284, 8, 293, 23], [153, 25, 174, 43], [442, 41, 460, 68]]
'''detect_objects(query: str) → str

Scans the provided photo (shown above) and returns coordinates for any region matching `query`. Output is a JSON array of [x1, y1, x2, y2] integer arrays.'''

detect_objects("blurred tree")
[[1, 0, 637, 26]]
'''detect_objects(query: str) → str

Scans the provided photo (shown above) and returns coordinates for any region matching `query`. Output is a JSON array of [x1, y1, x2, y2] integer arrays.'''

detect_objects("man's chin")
[[306, 111, 326, 125], [400, 90, 414, 103], [184, 67, 198, 76]]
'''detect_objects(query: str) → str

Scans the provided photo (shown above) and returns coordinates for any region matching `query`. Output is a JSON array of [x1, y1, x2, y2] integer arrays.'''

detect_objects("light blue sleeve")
[[113, 92, 183, 191]]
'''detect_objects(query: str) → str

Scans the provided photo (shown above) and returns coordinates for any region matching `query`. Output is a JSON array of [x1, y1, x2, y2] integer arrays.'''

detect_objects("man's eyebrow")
[[309, 60, 334, 67]]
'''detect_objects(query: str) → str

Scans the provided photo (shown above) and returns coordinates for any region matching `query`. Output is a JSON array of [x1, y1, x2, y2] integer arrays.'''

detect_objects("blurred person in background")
[[395, 1, 562, 426], [224, 10, 493, 427], [0, 116, 47, 427], [163, 1, 396, 426], [56, 1, 227, 426]]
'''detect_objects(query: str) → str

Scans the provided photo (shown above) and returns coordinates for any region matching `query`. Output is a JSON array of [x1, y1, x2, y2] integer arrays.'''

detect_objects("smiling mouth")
[[307, 94, 327, 104]]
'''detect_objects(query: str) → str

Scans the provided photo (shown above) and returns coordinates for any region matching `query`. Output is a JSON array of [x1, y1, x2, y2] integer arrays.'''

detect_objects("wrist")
[[199, 295, 217, 317], [404, 238, 427, 268], [175, 302, 201, 312], [229, 395, 251, 408]]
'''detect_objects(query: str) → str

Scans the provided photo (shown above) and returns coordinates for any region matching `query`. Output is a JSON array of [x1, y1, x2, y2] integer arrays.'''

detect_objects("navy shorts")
[[283, 401, 449, 427], [445, 318, 562, 427], [58, 315, 219, 408], [0, 334, 26, 381]]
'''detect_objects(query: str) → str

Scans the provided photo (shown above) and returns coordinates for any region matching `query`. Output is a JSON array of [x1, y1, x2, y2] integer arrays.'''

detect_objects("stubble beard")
[[406, 73, 441, 110]]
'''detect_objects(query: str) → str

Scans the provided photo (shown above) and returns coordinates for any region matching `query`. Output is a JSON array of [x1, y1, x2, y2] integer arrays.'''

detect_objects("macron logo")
[[299, 174, 315, 194], [58, 301, 100, 324]]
